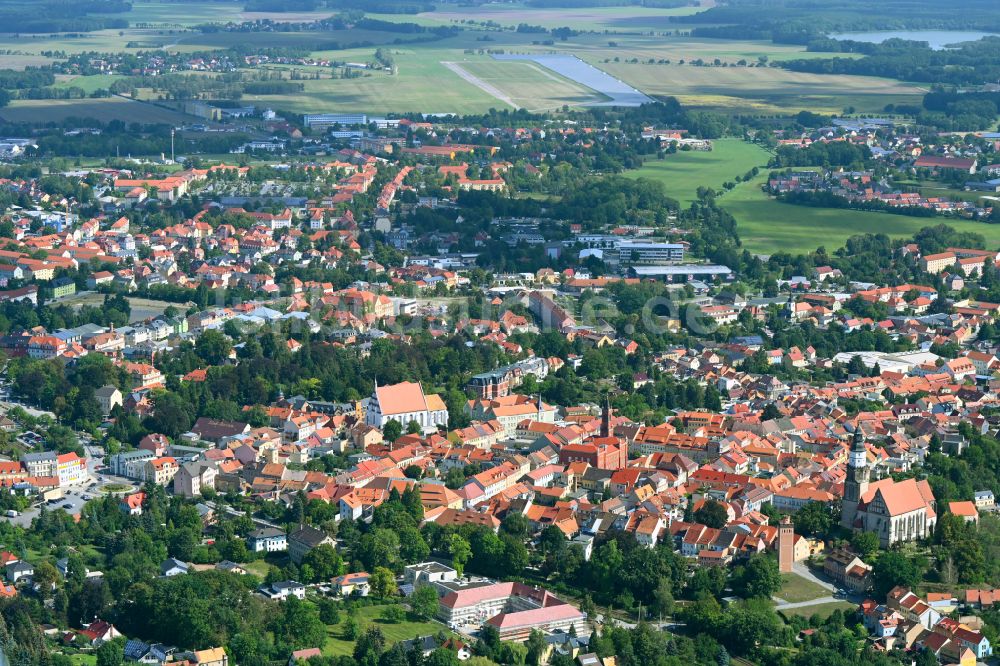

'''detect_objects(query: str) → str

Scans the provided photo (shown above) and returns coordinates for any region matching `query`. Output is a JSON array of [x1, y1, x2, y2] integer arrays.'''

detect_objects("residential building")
[[248, 528, 287, 553]]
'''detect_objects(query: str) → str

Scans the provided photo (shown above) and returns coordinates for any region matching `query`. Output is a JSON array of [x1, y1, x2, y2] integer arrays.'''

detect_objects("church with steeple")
[[841, 428, 937, 547]]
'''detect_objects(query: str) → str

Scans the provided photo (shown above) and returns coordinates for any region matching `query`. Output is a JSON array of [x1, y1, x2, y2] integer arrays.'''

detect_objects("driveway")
[[793, 561, 835, 592]]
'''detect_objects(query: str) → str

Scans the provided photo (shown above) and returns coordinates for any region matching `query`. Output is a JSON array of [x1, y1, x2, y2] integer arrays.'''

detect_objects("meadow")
[[322, 604, 449, 657], [598, 61, 922, 114], [413, 3, 708, 31], [244, 48, 502, 115], [720, 173, 1000, 255], [627, 139, 771, 206]]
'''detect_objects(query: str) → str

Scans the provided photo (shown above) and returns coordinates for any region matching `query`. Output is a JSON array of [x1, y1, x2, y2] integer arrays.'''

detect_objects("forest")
[[679, 0, 1000, 43], [0, 0, 131, 33]]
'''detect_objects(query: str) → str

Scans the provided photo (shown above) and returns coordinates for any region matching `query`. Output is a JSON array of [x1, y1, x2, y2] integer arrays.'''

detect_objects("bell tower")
[[841, 428, 870, 528]]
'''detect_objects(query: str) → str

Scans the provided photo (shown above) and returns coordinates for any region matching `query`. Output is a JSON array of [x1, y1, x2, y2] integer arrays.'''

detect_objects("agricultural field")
[[0, 97, 192, 125], [557, 33, 854, 65], [414, 3, 709, 31], [721, 173, 1000, 255], [0, 54, 57, 70], [595, 58, 923, 114], [627, 139, 770, 206], [127, 1, 334, 26], [52, 74, 125, 94], [168, 28, 434, 52]]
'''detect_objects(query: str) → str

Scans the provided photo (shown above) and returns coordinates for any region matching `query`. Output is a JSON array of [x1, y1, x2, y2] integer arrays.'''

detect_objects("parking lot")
[[6, 479, 102, 527]]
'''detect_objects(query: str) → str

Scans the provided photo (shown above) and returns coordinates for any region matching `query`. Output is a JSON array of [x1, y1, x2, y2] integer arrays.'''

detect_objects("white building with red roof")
[[438, 581, 586, 640], [365, 381, 448, 435]]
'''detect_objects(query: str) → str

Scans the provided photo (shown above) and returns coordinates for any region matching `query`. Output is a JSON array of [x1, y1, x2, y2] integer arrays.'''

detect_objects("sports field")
[[0, 98, 191, 125], [721, 173, 1000, 255], [627, 139, 770, 206]]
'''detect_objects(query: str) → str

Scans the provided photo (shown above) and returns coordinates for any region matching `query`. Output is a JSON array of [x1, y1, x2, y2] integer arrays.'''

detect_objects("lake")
[[827, 30, 998, 50]]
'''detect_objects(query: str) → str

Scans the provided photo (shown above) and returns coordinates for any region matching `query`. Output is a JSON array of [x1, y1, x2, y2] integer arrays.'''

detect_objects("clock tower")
[[841, 428, 870, 529]]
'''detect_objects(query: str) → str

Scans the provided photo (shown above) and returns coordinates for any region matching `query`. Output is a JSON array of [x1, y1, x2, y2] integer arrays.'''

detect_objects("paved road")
[[793, 561, 835, 592], [771, 564, 860, 611]]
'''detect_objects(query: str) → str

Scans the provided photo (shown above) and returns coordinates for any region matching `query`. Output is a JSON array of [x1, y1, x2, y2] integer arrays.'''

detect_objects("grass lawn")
[[721, 173, 1000, 255], [626, 139, 770, 206], [776, 574, 830, 604], [243, 560, 271, 578], [323, 604, 449, 657], [68, 654, 96, 665], [778, 601, 855, 620]]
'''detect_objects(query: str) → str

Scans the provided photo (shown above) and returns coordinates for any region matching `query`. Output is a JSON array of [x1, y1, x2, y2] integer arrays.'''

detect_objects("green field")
[[778, 600, 855, 620], [894, 179, 991, 205], [323, 604, 448, 657], [627, 139, 770, 206], [0, 97, 192, 124], [416, 3, 708, 31], [595, 58, 923, 114], [245, 48, 519, 115], [776, 574, 830, 604], [244, 38, 615, 114], [52, 74, 125, 94], [453, 59, 606, 110], [722, 173, 1000, 254], [129, 1, 334, 26]]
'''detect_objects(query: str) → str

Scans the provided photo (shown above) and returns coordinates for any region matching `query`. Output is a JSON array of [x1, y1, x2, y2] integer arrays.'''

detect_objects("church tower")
[[784, 290, 796, 321], [841, 428, 870, 528], [600, 394, 612, 438]]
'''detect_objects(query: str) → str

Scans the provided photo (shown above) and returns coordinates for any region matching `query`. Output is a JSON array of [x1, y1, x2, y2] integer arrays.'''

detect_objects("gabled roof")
[[375, 381, 428, 415]]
